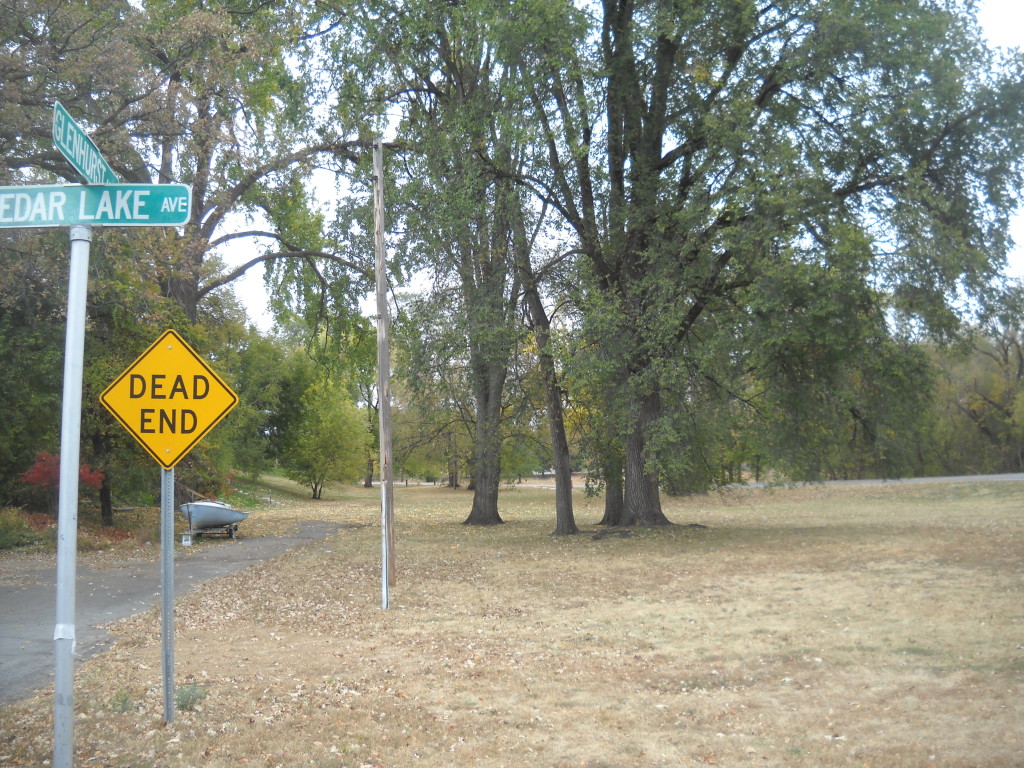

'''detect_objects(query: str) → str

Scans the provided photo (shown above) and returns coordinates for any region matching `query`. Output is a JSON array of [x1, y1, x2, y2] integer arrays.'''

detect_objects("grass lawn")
[[1, 478, 1022, 767]]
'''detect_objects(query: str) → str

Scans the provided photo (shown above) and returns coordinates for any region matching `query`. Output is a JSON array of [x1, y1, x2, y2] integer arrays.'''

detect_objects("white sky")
[[976, 0, 1024, 279], [226, 1, 1024, 332]]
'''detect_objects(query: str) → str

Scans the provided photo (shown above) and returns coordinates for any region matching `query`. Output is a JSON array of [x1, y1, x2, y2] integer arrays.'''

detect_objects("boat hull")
[[179, 501, 248, 531]]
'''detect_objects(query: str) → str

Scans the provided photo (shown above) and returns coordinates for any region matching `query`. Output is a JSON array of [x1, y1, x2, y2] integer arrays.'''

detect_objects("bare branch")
[[198, 237, 372, 301]]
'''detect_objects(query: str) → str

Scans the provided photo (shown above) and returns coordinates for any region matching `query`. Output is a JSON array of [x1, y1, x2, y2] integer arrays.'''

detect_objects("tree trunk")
[[91, 428, 116, 527], [599, 460, 624, 526], [463, 367, 505, 525], [597, 410, 624, 525], [547, 387, 577, 535], [620, 389, 671, 526], [445, 430, 460, 487], [522, 285, 577, 535], [464, 455, 502, 524], [100, 477, 113, 527], [161, 241, 202, 322]]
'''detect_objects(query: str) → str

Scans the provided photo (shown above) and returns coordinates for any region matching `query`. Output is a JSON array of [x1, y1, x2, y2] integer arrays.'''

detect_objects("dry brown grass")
[[1, 479, 1022, 767]]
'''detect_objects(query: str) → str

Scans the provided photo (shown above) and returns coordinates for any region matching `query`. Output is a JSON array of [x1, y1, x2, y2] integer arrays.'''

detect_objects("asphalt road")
[[0, 520, 341, 706]]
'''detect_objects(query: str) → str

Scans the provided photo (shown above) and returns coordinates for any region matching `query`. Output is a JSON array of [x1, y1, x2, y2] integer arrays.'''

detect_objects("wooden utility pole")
[[374, 138, 395, 605]]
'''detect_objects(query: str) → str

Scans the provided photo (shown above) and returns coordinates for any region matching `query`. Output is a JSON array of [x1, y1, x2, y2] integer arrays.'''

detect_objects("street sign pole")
[[53, 225, 91, 768], [160, 467, 175, 723], [37, 100, 198, 767], [50, 101, 115, 768]]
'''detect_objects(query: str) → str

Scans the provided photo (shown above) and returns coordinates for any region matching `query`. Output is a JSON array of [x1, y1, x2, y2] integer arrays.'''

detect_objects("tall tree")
[[0, 0, 148, 185], [506, 0, 1024, 524], [3, 0, 369, 324], [1, 0, 380, 501], [318, 0, 548, 524], [402, 9, 527, 526], [283, 375, 369, 498], [516, 246, 579, 534], [132, 0, 368, 322]]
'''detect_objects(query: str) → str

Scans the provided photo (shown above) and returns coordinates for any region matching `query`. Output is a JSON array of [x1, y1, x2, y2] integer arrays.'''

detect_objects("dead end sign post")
[[100, 329, 238, 724], [0, 102, 193, 768]]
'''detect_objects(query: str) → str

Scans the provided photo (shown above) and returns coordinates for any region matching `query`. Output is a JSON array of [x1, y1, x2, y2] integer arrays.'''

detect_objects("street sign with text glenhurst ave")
[[52, 101, 119, 185], [0, 183, 191, 228]]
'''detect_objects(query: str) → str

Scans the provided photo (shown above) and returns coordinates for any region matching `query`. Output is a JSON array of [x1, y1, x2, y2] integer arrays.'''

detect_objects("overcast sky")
[[978, 0, 1023, 48], [977, 0, 1024, 279]]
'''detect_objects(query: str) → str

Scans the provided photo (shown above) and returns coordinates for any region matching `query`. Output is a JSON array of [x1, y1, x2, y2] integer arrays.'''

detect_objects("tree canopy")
[[501, 0, 1024, 523], [2, 0, 1023, 531]]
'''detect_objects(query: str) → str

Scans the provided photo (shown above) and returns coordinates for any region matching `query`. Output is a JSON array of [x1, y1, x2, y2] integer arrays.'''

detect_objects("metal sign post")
[[100, 331, 237, 723], [52, 225, 91, 768], [160, 468, 175, 722], [49, 103, 116, 768]]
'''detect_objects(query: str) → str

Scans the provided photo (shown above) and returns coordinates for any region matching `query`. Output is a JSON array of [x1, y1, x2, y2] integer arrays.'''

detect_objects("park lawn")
[[1, 478, 1022, 767]]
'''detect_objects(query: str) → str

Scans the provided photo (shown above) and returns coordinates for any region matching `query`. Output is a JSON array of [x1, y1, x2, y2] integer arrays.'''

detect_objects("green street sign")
[[0, 183, 192, 228], [52, 102, 119, 186]]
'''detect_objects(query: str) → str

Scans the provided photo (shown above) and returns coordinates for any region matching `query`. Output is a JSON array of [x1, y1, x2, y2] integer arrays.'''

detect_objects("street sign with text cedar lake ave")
[[52, 101, 119, 185], [0, 183, 192, 228]]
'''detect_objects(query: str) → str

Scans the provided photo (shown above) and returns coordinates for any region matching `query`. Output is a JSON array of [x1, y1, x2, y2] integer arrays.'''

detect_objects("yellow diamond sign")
[[100, 329, 238, 469]]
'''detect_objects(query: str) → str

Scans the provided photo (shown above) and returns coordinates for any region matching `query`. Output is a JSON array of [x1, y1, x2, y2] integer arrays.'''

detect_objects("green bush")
[[0, 508, 42, 551]]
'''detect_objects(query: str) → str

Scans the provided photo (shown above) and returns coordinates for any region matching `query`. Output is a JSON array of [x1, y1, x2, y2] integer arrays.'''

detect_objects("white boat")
[[179, 500, 248, 537]]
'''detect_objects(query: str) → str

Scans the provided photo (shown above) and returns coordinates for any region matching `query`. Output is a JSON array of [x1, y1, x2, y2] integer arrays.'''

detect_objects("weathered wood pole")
[[373, 138, 395, 604]]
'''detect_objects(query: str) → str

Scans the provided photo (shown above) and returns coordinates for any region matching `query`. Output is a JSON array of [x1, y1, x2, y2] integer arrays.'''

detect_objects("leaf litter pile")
[[1, 479, 1022, 767]]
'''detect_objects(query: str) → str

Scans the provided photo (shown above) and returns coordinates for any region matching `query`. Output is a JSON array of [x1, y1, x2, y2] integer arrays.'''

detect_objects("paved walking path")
[[0, 521, 341, 706]]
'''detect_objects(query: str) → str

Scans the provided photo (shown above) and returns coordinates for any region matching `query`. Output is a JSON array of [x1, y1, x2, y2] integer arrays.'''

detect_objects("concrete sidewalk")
[[0, 520, 342, 706]]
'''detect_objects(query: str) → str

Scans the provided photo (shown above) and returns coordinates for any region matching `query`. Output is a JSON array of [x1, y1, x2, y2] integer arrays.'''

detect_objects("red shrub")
[[19, 451, 105, 492]]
